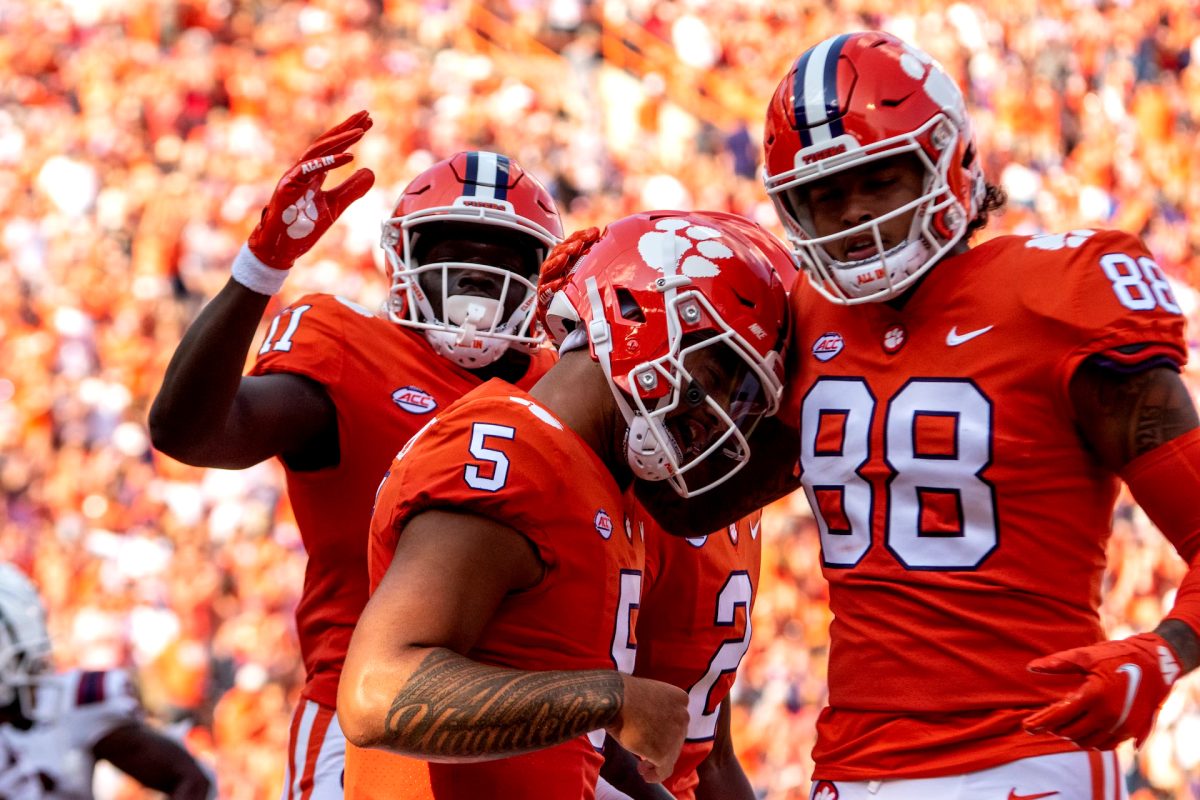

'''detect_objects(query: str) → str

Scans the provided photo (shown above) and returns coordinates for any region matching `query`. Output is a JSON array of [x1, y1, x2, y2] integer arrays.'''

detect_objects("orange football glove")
[[247, 110, 376, 271], [1023, 632, 1181, 749]]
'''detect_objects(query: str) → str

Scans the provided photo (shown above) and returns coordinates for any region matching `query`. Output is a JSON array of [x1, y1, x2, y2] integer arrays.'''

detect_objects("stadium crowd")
[[1, 0, 1199, 796]]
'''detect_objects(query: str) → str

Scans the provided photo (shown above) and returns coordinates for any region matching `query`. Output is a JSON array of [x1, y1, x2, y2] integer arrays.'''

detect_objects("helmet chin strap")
[[422, 294, 513, 368], [829, 236, 932, 300], [624, 413, 681, 481], [583, 278, 682, 483]]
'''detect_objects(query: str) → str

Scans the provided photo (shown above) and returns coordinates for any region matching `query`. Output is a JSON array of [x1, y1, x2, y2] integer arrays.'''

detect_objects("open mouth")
[[673, 415, 715, 458], [843, 234, 879, 262]]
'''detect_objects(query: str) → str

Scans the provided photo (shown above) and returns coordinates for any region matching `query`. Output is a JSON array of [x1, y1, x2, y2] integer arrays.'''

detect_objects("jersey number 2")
[[685, 572, 753, 741]]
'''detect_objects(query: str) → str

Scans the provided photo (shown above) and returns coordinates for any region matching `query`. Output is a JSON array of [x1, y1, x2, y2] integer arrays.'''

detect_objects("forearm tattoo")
[[1155, 619, 1200, 675], [384, 648, 624, 758]]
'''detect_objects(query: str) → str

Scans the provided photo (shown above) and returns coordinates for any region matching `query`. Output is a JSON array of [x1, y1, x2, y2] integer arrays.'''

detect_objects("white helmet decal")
[[637, 219, 732, 279]]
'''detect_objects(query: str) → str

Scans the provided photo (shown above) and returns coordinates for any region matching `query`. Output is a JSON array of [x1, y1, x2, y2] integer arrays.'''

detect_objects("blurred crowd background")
[[2, 0, 1199, 797]]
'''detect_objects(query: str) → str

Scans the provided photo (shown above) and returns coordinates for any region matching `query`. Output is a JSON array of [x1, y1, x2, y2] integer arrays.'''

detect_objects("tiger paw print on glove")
[[281, 189, 320, 240], [637, 218, 734, 278], [246, 111, 375, 271]]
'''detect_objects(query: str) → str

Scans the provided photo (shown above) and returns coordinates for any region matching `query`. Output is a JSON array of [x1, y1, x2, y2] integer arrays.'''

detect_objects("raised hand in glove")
[[1023, 632, 1182, 750], [247, 110, 376, 271]]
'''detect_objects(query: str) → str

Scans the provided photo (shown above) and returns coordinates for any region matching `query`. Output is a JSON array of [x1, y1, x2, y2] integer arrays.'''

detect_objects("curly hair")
[[966, 181, 1008, 237]]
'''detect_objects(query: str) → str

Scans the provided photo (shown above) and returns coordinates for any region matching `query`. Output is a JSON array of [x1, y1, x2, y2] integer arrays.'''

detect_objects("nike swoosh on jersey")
[[1007, 791, 1060, 800], [1112, 663, 1142, 731], [946, 325, 994, 346]]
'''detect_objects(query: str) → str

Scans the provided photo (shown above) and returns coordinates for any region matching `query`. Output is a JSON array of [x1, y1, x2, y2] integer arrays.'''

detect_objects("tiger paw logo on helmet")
[[637, 218, 733, 278]]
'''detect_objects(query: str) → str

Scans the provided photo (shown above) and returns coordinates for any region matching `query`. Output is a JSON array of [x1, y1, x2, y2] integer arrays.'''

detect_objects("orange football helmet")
[[763, 31, 986, 304], [538, 210, 791, 497], [381, 151, 564, 367]]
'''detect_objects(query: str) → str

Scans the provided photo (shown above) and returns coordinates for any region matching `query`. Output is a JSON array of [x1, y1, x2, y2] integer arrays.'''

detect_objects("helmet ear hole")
[[616, 288, 646, 323]]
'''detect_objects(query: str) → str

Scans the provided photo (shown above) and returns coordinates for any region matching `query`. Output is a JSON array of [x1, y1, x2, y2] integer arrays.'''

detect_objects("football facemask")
[[539, 211, 791, 498], [382, 151, 563, 368], [622, 328, 775, 494]]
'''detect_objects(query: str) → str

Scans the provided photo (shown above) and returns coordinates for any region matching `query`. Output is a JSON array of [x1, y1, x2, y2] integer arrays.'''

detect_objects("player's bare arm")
[[694, 698, 754, 800], [634, 415, 801, 538], [92, 722, 212, 800], [341, 508, 686, 775], [149, 112, 374, 469], [598, 735, 677, 800], [1070, 359, 1200, 470], [1024, 358, 1200, 749], [1071, 359, 1200, 669], [149, 282, 337, 469]]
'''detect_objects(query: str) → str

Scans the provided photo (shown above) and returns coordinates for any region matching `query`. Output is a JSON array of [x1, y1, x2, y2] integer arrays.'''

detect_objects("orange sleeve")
[[369, 396, 576, 586], [1018, 230, 1187, 408], [249, 293, 347, 386]]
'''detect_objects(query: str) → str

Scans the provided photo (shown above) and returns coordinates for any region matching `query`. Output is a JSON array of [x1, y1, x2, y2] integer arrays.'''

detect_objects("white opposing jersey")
[[0, 727, 41, 800], [7, 670, 140, 800]]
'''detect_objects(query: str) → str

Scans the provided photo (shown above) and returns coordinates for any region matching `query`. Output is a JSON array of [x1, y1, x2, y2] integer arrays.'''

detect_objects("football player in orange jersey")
[[602, 224, 799, 800], [338, 211, 794, 799], [596, 229, 801, 800], [149, 111, 563, 800], [597, 508, 763, 800], [640, 31, 1200, 799]]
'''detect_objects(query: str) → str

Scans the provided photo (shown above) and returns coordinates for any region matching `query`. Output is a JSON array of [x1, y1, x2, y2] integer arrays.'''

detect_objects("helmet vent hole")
[[616, 288, 646, 323], [732, 289, 756, 309]]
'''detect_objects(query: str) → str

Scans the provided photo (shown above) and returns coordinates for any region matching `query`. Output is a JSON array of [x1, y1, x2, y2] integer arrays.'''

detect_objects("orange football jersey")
[[784, 230, 1188, 779], [632, 505, 762, 800], [366, 380, 644, 800], [249, 293, 554, 710]]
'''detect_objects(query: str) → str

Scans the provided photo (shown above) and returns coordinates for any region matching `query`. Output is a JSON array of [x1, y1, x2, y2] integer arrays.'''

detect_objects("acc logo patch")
[[812, 332, 844, 362], [391, 386, 437, 414], [812, 781, 839, 800], [594, 510, 614, 539]]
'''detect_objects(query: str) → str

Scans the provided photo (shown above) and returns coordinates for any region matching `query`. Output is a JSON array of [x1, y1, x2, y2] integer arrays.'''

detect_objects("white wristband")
[[231, 244, 289, 295]]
